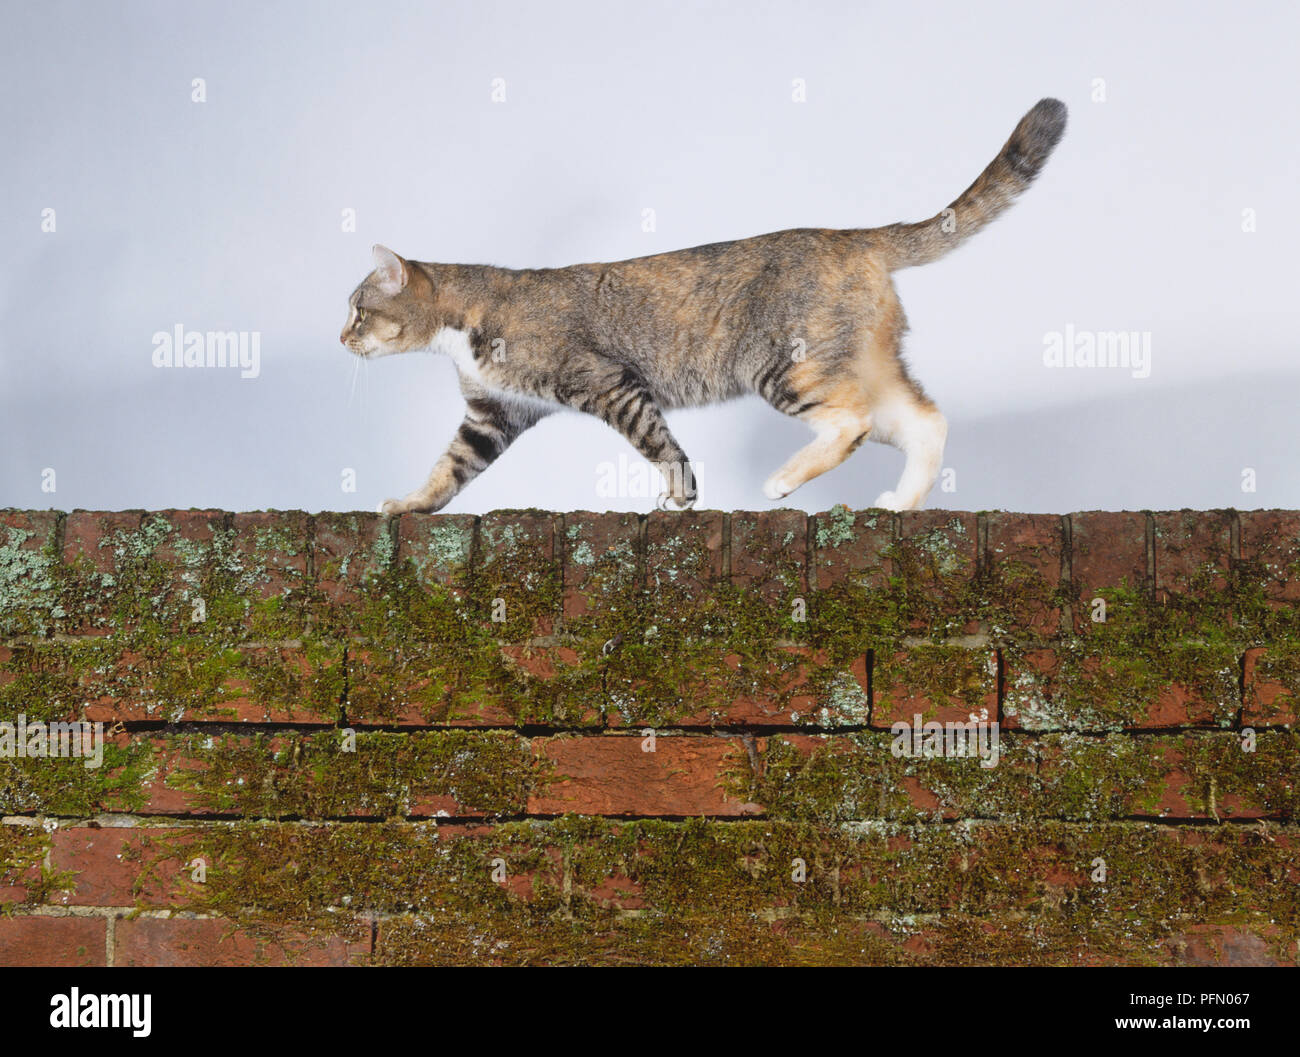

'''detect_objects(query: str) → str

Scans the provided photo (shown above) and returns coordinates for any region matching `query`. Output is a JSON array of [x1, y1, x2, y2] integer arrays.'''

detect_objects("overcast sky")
[[2, 0, 1297, 515]]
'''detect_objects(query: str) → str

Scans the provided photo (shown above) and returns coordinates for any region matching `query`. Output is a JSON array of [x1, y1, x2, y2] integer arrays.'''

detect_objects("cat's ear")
[[372, 244, 409, 295]]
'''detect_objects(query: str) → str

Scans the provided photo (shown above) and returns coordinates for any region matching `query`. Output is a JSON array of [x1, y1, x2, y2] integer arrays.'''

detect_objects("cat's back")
[[591, 226, 879, 288]]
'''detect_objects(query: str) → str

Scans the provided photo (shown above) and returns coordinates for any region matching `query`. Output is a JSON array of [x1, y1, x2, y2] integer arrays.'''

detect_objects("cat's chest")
[[430, 326, 485, 382], [431, 325, 559, 412], [432, 325, 510, 397]]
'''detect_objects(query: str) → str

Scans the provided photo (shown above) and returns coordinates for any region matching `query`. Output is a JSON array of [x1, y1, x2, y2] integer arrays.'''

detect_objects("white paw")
[[656, 491, 697, 511], [380, 498, 408, 515], [872, 491, 905, 512], [763, 476, 792, 501]]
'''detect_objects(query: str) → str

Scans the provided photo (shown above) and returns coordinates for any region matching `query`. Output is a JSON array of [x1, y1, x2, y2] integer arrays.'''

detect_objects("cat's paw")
[[763, 475, 792, 501], [380, 498, 409, 515], [871, 491, 906, 512], [656, 490, 697, 511]]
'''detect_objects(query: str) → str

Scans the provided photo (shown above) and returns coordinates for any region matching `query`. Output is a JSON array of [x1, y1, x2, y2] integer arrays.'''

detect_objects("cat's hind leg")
[[756, 328, 945, 509], [761, 395, 874, 501], [867, 389, 947, 512]]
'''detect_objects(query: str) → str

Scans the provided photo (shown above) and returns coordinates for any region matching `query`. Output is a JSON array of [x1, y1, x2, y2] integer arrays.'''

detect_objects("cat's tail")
[[875, 98, 1067, 271]]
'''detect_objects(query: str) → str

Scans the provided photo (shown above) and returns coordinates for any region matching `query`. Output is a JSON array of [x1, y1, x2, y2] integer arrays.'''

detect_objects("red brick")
[[115, 917, 368, 966], [730, 510, 808, 602], [0, 509, 59, 554], [530, 735, 753, 816], [230, 510, 312, 601], [342, 643, 517, 727], [985, 513, 1066, 634], [893, 511, 980, 635], [1002, 646, 1237, 730], [1167, 925, 1294, 966], [210, 644, 342, 724], [1069, 512, 1148, 627], [0, 916, 105, 966], [873, 648, 998, 727], [55, 512, 148, 632], [599, 645, 865, 729], [811, 506, 892, 589], [0, 823, 43, 903], [644, 510, 725, 597], [1031, 736, 1267, 821], [1238, 510, 1300, 605], [80, 642, 344, 725], [312, 512, 394, 602], [49, 827, 192, 907], [662, 647, 869, 728], [1152, 509, 1232, 599], [561, 511, 640, 620], [140, 512, 244, 634], [1243, 647, 1298, 726], [803, 648, 872, 728], [895, 511, 978, 581], [128, 732, 538, 819], [496, 642, 598, 706], [396, 512, 476, 589], [770, 732, 1026, 821], [146, 509, 226, 568], [132, 738, 206, 815], [0, 641, 91, 723], [775, 649, 869, 728], [71, 511, 230, 636], [580, 875, 646, 910], [61, 510, 143, 571], [478, 512, 560, 635]]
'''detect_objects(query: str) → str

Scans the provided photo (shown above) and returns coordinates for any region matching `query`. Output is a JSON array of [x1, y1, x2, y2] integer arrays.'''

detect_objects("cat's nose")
[[339, 332, 348, 346]]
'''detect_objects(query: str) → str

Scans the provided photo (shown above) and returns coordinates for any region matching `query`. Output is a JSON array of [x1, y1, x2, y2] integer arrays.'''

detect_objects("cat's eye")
[[356, 308, 367, 323]]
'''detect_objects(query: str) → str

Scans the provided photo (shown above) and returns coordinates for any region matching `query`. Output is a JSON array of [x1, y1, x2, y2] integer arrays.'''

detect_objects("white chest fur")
[[430, 325, 560, 414], [430, 326, 480, 380]]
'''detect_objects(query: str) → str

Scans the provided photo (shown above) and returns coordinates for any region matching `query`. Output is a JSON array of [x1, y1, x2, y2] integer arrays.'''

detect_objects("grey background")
[[2, 0, 1297, 515]]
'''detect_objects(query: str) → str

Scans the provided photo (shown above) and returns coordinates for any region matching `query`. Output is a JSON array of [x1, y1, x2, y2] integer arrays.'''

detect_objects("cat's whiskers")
[[347, 354, 361, 408]]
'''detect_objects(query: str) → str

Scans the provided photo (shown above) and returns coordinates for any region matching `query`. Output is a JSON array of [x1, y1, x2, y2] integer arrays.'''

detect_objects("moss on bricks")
[[167, 730, 548, 819], [873, 646, 997, 720], [1251, 647, 1300, 719], [3, 513, 340, 724], [0, 823, 75, 908], [1174, 730, 1300, 818], [375, 910, 915, 966], [0, 735, 156, 816], [341, 558, 598, 724], [0, 523, 61, 637], [1002, 581, 1244, 730], [129, 819, 1300, 965], [0, 635, 344, 726], [729, 731, 1296, 824]]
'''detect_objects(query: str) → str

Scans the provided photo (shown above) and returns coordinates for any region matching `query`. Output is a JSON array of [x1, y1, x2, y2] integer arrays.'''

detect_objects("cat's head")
[[340, 245, 433, 357]]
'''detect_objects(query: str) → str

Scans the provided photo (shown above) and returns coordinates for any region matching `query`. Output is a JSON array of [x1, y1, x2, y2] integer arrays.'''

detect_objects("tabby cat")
[[340, 98, 1067, 514]]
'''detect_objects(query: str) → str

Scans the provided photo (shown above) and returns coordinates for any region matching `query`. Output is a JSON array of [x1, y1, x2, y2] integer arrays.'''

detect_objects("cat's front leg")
[[381, 490, 450, 516], [381, 398, 545, 515]]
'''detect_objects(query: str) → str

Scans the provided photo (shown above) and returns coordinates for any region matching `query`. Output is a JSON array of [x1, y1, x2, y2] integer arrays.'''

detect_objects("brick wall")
[[0, 507, 1296, 966]]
